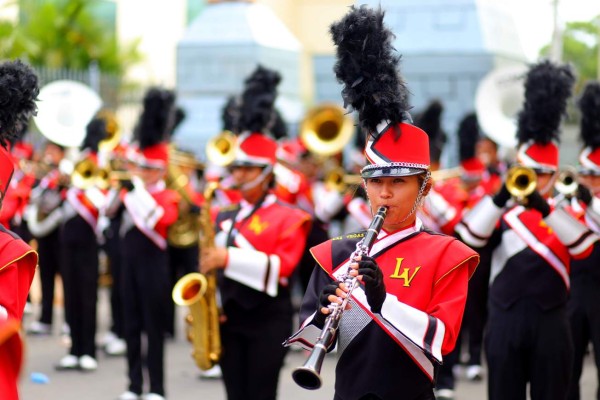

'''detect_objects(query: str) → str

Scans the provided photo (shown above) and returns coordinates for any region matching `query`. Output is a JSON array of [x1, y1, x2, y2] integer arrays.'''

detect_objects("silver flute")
[[289, 206, 388, 390]]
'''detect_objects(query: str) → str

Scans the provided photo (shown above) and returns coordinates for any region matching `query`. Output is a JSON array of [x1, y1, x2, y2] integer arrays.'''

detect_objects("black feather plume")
[[238, 65, 281, 134], [578, 81, 600, 150], [414, 100, 446, 162], [81, 117, 107, 152], [221, 95, 241, 133], [134, 87, 176, 149], [330, 5, 409, 136], [169, 107, 186, 138], [516, 60, 575, 145], [269, 109, 288, 139], [457, 113, 480, 162], [0, 60, 39, 148]]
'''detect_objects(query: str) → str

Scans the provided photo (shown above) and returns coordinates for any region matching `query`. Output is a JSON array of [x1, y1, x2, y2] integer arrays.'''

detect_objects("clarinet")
[[290, 206, 388, 390]]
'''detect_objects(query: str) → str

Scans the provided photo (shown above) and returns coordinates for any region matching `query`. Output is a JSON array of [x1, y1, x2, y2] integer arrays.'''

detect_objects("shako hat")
[[577, 81, 600, 175], [414, 100, 446, 165], [330, 6, 430, 179], [516, 60, 575, 173], [458, 113, 485, 180], [231, 65, 281, 168], [133, 87, 176, 169]]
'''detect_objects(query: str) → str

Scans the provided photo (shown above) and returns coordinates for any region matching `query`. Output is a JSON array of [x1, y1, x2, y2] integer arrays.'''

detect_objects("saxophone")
[[172, 181, 222, 370]]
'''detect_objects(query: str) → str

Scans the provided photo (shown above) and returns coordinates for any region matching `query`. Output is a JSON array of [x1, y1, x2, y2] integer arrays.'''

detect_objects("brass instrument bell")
[[324, 166, 362, 192], [555, 166, 578, 197], [206, 131, 237, 167], [299, 103, 354, 157], [506, 165, 537, 203]]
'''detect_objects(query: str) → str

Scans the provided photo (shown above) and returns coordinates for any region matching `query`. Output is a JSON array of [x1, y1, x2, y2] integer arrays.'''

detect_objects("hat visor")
[[578, 167, 600, 176], [229, 160, 269, 168], [361, 166, 426, 179]]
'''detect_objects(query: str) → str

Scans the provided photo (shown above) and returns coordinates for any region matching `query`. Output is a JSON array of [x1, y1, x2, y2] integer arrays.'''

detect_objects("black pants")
[[122, 229, 170, 396], [219, 309, 291, 400], [567, 277, 600, 400], [333, 391, 435, 400], [61, 218, 99, 358], [36, 228, 62, 325], [486, 299, 573, 400], [105, 217, 124, 338]]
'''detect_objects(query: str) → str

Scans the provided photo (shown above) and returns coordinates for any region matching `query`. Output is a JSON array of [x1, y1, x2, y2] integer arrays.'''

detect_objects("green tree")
[[541, 15, 600, 91], [2, 0, 142, 75]]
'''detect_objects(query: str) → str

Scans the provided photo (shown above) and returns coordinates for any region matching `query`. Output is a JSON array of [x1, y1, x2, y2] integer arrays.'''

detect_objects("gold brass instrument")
[[285, 206, 388, 390], [300, 103, 354, 157], [172, 182, 222, 370], [18, 160, 56, 179], [324, 166, 362, 192], [166, 155, 202, 248], [206, 131, 237, 166], [506, 165, 537, 203], [71, 158, 99, 190], [431, 167, 463, 182], [555, 166, 578, 197], [97, 109, 121, 153]]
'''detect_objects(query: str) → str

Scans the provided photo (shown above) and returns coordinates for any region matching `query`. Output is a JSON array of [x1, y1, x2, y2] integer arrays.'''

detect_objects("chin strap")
[[367, 171, 431, 225], [237, 165, 273, 192]]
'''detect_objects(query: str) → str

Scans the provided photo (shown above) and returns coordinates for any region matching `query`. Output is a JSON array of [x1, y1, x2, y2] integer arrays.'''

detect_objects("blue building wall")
[[175, 2, 302, 159], [314, 0, 527, 166]]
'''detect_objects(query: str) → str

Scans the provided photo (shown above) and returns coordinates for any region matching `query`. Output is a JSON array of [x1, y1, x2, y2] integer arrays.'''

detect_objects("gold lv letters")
[[390, 258, 421, 287]]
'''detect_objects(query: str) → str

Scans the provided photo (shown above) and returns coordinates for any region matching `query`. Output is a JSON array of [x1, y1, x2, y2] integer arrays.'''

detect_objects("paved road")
[[18, 288, 598, 400]]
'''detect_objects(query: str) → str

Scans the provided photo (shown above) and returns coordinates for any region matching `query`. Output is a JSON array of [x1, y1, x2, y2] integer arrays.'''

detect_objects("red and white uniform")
[[120, 179, 180, 250], [215, 193, 311, 297], [287, 220, 478, 399]]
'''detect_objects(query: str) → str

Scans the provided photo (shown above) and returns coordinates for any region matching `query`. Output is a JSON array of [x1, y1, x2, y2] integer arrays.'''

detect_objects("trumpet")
[[324, 166, 362, 192], [19, 159, 56, 179], [285, 206, 388, 390], [506, 165, 537, 203], [555, 166, 578, 197]]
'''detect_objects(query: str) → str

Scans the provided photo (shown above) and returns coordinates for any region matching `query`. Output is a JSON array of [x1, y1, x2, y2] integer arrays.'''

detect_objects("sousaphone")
[[33, 80, 103, 148]]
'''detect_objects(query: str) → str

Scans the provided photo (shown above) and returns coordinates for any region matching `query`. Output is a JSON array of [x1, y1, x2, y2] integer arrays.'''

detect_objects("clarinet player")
[[285, 6, 479, 400]]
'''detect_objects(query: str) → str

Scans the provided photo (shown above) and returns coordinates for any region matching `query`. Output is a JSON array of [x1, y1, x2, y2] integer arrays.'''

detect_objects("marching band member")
[[101, 134, 130, 356], [25, 141, 67, 335], [432, 113, 492, 397], [414, 99, 447, 173], [565, 81, 600, 400], [455, 61, 599, 400], [0, 124, 36, 236], [116, 88, 179, 400], [200, 66, 312, 400], [0, 59, 40, 400], [285, 7, 479, 399], [55, 115, 110, 372]]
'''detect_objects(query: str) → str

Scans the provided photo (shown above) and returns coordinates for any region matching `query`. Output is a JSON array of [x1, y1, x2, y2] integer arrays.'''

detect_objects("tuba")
[[172, 182, 222, 370], [475, 65, 527, 149]]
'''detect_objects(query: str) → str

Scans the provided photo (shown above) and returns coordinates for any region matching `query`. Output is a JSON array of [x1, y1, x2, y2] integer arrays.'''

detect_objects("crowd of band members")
[[3, 76, 600, 400]]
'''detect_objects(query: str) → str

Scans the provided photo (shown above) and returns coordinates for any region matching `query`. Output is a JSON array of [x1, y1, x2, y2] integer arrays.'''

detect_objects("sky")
[[509, 0, 600, 60]]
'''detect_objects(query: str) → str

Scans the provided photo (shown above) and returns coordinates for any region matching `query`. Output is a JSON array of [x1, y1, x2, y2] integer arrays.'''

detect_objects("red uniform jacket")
[[288, 220, 479, 382], [0, 227, 38, 400]]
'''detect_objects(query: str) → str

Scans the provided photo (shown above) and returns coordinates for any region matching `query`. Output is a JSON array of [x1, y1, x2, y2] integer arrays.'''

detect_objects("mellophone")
[[285, 206, 388, 390]]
